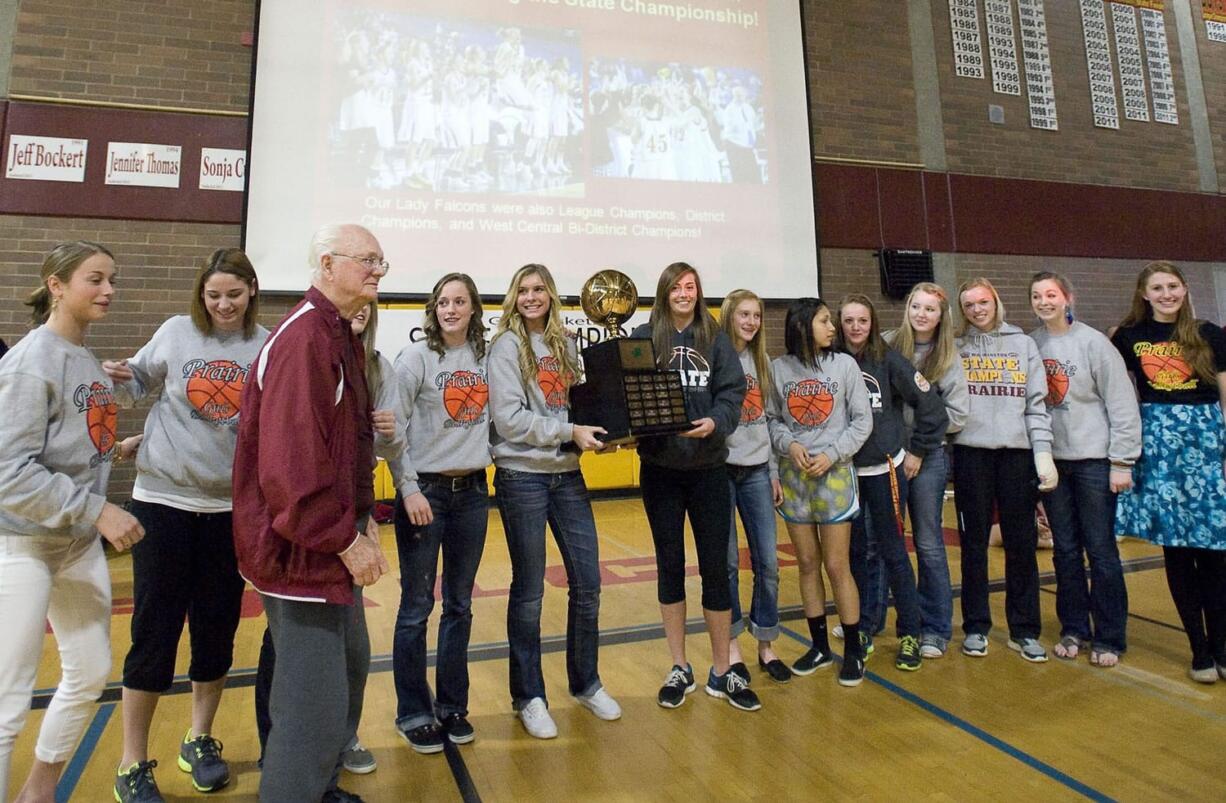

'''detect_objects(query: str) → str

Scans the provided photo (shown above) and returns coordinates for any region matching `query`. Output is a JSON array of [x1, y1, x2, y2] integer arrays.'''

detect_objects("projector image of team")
[[1, 223, 1225, 802]]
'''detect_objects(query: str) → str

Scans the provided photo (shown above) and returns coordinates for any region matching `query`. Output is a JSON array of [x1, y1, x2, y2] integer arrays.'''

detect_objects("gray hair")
[[307, 223, 348, 282]]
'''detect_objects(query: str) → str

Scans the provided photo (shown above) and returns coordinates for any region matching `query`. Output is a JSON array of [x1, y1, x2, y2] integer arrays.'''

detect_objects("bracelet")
[[112, 450, 124, 464], [1109, 462, 1132, 470]]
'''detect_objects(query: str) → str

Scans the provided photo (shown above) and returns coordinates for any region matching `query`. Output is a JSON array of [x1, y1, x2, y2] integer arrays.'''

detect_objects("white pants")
[[0, 535, 111, 796]]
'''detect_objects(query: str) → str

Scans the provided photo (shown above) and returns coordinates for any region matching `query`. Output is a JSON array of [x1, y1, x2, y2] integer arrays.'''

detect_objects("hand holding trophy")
[[569, 269, 696, 446]]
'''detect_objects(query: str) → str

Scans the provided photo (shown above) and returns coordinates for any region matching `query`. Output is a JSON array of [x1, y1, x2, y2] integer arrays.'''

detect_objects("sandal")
[[1090, 648, 1119, 668], [1053, 635, 1083, 660]]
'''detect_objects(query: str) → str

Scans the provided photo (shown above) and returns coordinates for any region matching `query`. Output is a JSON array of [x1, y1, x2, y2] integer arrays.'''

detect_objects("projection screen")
[[243, 0, 818, 299]]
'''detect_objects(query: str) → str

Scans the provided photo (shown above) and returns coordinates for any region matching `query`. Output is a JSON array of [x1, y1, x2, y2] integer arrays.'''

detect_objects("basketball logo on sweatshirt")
[[537, 355, 568, 411], [1042, 359, 1076, 408], [1134, 341, 1195, 392], [183, 359, 249, 423], [73, 382, 117, 462], [782, 378, 836, 427], [668, 346, 710, 388], [435, 369, 489, 427], [740, 374, 764, 424]]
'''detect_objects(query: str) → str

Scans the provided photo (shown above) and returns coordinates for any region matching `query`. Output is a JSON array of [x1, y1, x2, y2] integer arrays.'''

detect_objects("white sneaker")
[[575, 687, 622, 721], [517, 697, 558, 739]]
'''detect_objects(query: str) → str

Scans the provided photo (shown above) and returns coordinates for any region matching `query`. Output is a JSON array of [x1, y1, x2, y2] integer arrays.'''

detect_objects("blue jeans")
[[392, 477, 489, 731], [1041, 459, 1128, 653], [727, 464, 781, 641], [850, 464, 921, 637], [905, 447, 953, 640], [494, 468, 603, 708]]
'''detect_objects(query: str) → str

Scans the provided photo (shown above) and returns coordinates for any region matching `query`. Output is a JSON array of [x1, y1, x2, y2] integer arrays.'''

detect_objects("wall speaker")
[[878, 249, 934, 300]]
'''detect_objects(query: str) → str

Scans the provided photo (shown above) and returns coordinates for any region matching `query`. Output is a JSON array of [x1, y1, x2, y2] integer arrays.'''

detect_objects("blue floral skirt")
[[1116, 402, 1226, 550]]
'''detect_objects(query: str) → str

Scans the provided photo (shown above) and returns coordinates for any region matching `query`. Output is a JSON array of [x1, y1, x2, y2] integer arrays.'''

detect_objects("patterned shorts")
[[777, 458, 860, 525]]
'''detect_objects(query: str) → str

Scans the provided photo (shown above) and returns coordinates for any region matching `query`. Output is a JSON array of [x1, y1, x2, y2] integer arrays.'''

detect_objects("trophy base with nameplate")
[[567, 270, 695, 446], [569, 338, 695, 445]]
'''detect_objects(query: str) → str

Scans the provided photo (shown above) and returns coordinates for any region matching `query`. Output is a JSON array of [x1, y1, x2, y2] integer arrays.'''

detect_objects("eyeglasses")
[[330, 252, 390, 276]]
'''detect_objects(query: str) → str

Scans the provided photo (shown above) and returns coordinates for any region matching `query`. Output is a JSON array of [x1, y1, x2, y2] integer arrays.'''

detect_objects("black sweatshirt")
[[852, 347, 948, 468], [631, 322, 746, 470]]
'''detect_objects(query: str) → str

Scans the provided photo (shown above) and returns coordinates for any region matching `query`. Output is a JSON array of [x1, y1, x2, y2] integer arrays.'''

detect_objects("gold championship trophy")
[[568, 269, 695, 445]]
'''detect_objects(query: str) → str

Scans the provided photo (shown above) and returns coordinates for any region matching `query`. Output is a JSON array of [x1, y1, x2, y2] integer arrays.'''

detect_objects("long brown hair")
[[354, 301, 383, 394], [892, 282, 957, 382], [1117, 260, 1217, 386], [835, 293, 887, 364], [492, 264, 581, 388], [25, 241, 115, 325], [423, 272, 487, 360], [649, 262, 719, 369], [719, 289, 775, 404], [955, 277, 1006, 337], [190, 248, 260, 338]]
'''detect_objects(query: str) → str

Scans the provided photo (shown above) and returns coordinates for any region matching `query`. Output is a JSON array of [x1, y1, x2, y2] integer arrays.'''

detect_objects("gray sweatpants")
[[258, 588, 369, 803]]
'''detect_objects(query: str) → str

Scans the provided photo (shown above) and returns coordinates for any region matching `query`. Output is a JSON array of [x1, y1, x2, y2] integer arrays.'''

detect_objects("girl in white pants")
[[0, 241, 143, 801]]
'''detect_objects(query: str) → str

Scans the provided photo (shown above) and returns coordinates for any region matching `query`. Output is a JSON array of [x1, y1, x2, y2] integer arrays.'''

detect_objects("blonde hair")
[[493, 264, 581, 388], [1118, 260, 1218, 386], [719, 289, 774, 404], [25, 241, 115, 325], [892, 282, 957, 382], [956, 277, 1006, 336]]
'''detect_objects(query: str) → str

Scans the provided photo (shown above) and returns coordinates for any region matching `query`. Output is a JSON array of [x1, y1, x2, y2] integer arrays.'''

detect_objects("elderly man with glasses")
[[233, 223, 391, 803]]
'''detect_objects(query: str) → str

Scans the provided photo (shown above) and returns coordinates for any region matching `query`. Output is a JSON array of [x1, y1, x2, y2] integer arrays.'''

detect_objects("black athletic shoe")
[[758, 657, 793, 683], [839, 655, 866, 687], [791, 647, 834, 676], [114, 760, 163, 803], [896, 635, 922, 672], [441, 713, 475, 744], [705, 667, 762, 711], [321, 789, 366, 803], [728, 661, 751, 685], [177, 732, 229, 792], [401, 722, 444, 755], [657, 663, 696, 708]]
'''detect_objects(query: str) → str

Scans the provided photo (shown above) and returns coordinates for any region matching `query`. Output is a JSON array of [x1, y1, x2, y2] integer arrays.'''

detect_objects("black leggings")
[[640, 462, 732, 611], [1163, 546, 1226, 668], [121, 501, 244, 691]]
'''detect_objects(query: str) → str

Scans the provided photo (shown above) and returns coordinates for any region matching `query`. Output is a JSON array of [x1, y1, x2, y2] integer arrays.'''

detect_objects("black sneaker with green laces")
[[177, 731, 230, 792], [896, 635, 922, 672], [115, 759, 163, 803]]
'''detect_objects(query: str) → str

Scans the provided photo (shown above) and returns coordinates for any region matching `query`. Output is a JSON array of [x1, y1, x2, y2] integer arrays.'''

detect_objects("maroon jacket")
[[232, 286, 375, 605]]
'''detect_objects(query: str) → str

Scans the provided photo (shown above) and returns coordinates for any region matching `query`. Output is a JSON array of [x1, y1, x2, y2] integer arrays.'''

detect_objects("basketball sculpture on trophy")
[[568, 269, 696, 445]]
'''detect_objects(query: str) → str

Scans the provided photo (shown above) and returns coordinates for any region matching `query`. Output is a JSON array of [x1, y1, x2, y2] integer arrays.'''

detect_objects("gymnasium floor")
[[11, 496, 1226, 802]]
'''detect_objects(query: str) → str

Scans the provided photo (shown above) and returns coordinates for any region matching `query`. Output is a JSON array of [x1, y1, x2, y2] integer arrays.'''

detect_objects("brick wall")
[[1194, 3, 1226, 185], [805, 0, 922, 165], [931, 1, 1202, 191], [0, 215, 297, 495], [9, 0, 255, 112]]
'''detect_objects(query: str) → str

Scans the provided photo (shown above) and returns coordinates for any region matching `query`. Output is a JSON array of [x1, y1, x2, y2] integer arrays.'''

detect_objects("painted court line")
[[778, 625, 1114, 802], [56, 702, 113, 803], [35, 557, 1170, 798]]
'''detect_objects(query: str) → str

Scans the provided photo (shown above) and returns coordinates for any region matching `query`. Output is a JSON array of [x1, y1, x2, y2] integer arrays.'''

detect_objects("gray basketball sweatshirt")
[[726, 348, 778, 478], [883, 332, 970, 443], [113, 315, 268, 511], [389, 340, 492, 496], [953, 323, 1053, 453], [1029, 321, 1141, 463], [489, 330, 580, 473], [0, 326, 115, 538], [767, 352, 873, 466]]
